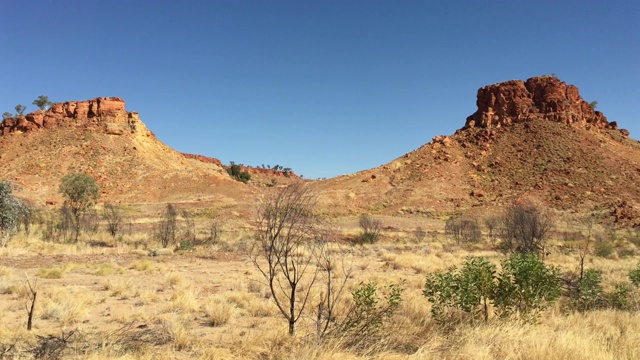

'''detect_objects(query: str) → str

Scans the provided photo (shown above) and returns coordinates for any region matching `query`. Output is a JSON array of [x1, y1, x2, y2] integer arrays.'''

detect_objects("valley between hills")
[[1, 76, 640, 359]]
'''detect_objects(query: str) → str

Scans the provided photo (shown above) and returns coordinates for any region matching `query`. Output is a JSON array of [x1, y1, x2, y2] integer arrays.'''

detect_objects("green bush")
[[493, 253, 561, 321], [569, 269, 604, 311], [338, 281, 403, 346], [594, 240, 614, 258], [0, 180, 25, 247], [424, 257, 496, 323], [630, 263, 640, 287], [607, 282, 633, 310], [227, 162, 251, 183]]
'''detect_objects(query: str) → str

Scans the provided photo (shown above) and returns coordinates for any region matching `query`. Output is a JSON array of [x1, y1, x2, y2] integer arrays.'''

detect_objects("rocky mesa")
[[0, 97, 253, 206], [317, 75, 640, 221], [464, 75, 626, 135], [1, 97, 150, 136]]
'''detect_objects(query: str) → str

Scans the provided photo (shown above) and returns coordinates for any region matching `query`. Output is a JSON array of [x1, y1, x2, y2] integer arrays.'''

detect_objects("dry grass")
[[202, 298, 235, 326], [162, 285, 200, 314], [101, 278, 141, 299], [130, 259, 156, 272], [0, 266, 12, 277], [39, 286, 95, 326], [37, 266, 66, 279], [94, 262, 125, 276], [2, 220, 640, 360]]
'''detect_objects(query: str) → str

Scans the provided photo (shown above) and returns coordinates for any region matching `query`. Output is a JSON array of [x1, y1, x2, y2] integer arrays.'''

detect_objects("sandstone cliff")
[[1, 97, 148, 136], [464, 76, 625, 134]]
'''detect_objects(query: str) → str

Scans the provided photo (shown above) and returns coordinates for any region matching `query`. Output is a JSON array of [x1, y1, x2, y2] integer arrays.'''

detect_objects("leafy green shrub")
[[337, 281, 403, 347], [607, 282, 633, 310], [425, 254, 561, 324], [630, 263, 640, 287], [569, 269, 604, 311], [493, 253, 561, 321], [424, 257, 496, 323], [594, 240, 614, 258], [0, 180, 25, 247], [227, 162, 251, 183], [59, 172, 100, 242], [177, 239, 195, 252]]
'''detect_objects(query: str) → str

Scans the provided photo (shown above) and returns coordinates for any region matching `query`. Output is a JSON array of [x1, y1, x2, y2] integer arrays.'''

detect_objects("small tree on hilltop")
[[15, 104, 26, 116], [2, 112, 12, 119], [59, 172, 100, 242], [32, 95, 52, 111], [0, 180, 24, 247]]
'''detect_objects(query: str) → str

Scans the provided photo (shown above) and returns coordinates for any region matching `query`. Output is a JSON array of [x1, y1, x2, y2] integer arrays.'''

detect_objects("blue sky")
[[1, 1, 638, 179]]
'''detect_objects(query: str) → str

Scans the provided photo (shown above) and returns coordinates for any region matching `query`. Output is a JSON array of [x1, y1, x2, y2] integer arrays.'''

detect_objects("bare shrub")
[[483, 216, 500, 245], [207, 219, 223, 244], [103, 203, 123, 238], [251, 182, 320, 335], [446, 217, 481, 244], [358, 214, 382, 243], [156, 204, 178, 248], [499, 203, 554, 255], [315, 230, 352, 338], [414, 227, 427, 242]]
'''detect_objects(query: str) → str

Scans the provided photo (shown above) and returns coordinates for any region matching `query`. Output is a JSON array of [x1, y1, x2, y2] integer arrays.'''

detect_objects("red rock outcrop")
[[1, 97, 146, 136], [464, 76, 620, 132], [181, 153, 223, 167]]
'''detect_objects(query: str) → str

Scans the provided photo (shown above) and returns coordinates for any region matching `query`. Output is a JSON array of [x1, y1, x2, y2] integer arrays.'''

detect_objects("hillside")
[[316, 76, 640, 222], [0, 98, 253, 207], [2, 76, 639, 224]]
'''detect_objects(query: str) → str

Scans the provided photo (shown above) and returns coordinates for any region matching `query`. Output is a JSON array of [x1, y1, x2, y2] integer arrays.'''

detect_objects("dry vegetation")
[[1, 207, 640, 360]]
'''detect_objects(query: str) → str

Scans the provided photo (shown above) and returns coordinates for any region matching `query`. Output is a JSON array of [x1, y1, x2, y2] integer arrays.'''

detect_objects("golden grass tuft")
[[37, 267, 66, 279], [93, 262, 125, 276], [161, 285, 200, 314], [0, 266, 12, 277], [157, 314, 195, 351], [202, 298, 235, 326], [39, 286, 95, 326], [130, 259, 156, 272], [101, 278, 140, 299]]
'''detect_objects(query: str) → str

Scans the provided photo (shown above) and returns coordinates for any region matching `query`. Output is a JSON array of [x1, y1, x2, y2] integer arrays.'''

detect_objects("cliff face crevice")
[[464, 76, 623, 133], [1, 97, 147, 136]]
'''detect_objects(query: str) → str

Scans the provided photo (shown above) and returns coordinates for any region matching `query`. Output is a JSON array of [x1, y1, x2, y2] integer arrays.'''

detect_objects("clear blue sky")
[[1, 1, 638, 179]]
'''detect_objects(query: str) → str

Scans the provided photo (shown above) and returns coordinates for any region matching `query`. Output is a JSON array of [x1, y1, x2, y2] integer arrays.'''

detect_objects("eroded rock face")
[[464, 76, 619, 132], [1, 97, 144, 136], [181, 153, 223, 167]]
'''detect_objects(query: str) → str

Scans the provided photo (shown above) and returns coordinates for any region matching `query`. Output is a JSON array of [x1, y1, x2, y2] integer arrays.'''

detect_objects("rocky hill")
[[2, 76, 638, 225], [316, 76, 640, 223], [0, 97, 253, 206]]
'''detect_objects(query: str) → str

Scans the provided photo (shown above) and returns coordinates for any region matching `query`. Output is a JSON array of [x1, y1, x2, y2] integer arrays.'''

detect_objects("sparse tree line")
[[256, 163, 293, 175], [0, 173, 224, 250], [225, 161, 296, 184], [2, 95, 53, 119]]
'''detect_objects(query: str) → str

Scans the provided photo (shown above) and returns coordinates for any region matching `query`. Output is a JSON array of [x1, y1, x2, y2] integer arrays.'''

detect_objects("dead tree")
[[24, 274, 37, 331], [252, 182, 320, 335], [499, 203, 554, 255]]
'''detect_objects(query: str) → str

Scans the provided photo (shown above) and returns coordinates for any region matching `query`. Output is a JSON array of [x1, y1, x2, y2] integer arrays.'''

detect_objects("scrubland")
[[1, 217, 640, 360]]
